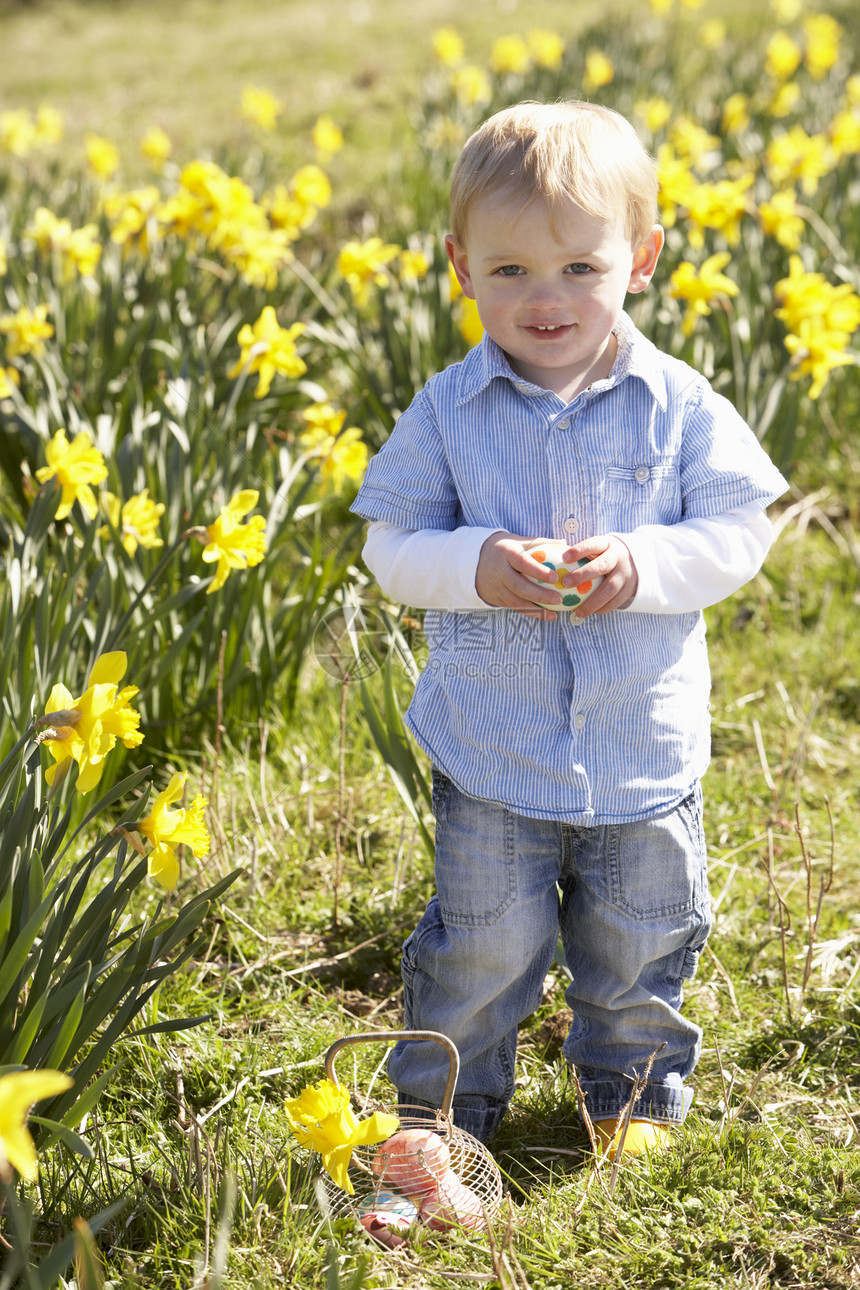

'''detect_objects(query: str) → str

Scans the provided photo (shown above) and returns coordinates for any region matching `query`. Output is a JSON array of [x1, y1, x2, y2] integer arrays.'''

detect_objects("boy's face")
[[446, 194, 663, 402]]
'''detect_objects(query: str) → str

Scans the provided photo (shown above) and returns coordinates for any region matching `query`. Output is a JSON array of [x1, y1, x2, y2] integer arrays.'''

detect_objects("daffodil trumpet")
[[284, 1077, 399, 1194]]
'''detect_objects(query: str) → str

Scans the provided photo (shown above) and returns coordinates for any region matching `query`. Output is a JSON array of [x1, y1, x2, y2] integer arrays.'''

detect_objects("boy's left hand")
[[560, 535, 638, 617]]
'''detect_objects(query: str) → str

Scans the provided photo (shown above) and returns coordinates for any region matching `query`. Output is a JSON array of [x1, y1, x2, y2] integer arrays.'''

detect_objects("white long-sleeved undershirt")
[[361, 503, 772, 614]]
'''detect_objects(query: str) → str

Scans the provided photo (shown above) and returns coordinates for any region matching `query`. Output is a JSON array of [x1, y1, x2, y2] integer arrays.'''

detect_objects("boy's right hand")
[[475, 531, 561, 619]]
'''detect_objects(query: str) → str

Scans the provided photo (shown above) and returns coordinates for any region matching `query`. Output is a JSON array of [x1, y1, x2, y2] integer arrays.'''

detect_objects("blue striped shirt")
[[351, 313, 788, 824]]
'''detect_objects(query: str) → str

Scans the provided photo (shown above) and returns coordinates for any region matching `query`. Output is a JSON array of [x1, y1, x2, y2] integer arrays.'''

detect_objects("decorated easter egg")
[[371, 1128, 451, 1197], [356, 1189, 419, 1221], [419, 1170, 486, 1232], [522, 539, 603, 613], [358, 1211, 413, 1249]]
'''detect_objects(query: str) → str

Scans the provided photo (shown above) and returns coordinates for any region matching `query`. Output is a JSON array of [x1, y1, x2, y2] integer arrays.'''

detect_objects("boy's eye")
[[496, 264, 524, 276], [566, 263, 593, 275]]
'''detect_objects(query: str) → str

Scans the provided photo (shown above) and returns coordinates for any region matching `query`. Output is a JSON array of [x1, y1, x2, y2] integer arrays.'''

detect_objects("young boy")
[[350, 101, 788, 1157]]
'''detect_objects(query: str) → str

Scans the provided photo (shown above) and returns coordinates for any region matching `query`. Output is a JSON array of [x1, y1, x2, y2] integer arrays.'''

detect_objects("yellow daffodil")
[[765, 31, 802, 81], [0, 367, 19, 399], [803, 13, 841, 81], [85, 133, 120, 181], [42, 651, 144, 794], [0, 108, 36, 156], [224, 225, 295, 290], [490, 34, 531, 77], [0, 236, 6, 276], [299, 405, 369, 494], [782, 326, 857, 399], [700, 20, 727, 50], [527, 28, 565, 70], [240, 85, 283, 132], [0, 1070, 73, 1182], [682, 173, 755, 248], [768, 81, 801, 119], [337, 237, 401, 308], [457, 295, 484, 347], [290, 164, 332, 215], [32, 104, 63, 147], [829, 108, 860, 160], [721, 93, 750, 136], [759, 189, 805, 251], [398, 248, 429, 285], [766, 125, 834, 195], [770, 0, 801, 21], [670, 253, 739, 336], [138, 772, 210, 891], [0, 303, 53, 358], [669, 116, 720, 169], [199, 489, 267, 594], [656, 145, 698, 228], [285, 1078, 399, 1194], [25, 208, 101, 281], [104, 186, 161, 251], [432, 26, 465, 67], [140, 126, 172, 171], [228, 306, 306, 398], [451, 65, 492, 110], [648, 0, 673, 15], [635, 97, 673, 135], [311, 113, 343, 160], [100, 488, 165, 556], [774, 256, 860, 397], [583, 50, 614, 93], [35, 427, 107, 521]]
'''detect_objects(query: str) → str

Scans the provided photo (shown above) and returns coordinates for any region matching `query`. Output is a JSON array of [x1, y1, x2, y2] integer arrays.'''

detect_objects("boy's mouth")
[[525, 322, 572, 337]]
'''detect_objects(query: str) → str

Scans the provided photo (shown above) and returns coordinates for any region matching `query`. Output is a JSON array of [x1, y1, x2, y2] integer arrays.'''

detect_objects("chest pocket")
[[602, 461, 682, 525]]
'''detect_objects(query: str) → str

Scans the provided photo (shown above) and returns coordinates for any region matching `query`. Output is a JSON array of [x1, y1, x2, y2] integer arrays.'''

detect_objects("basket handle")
[[324, 1029, 460, 1117]]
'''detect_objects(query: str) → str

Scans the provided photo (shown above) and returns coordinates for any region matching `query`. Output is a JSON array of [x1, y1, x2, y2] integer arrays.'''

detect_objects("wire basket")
[[316, 1029, 504, 1243]]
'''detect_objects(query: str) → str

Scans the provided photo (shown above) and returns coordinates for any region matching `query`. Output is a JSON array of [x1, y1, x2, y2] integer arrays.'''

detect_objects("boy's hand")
[[475, 531, 561, 619], [560, 535, 639, 617]]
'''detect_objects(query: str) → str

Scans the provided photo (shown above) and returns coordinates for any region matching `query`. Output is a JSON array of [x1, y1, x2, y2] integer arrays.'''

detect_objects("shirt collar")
[[454, 311, 669, 411]]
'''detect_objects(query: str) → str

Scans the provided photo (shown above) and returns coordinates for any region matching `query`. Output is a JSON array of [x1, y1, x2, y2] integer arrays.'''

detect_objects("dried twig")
[[764, 827, 794, 1024]]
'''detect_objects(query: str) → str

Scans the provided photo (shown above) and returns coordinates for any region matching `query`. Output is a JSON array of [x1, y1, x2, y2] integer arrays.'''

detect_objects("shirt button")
[[634, 466, 651, 483], [563, 517, 579, 534], [574, 713, 586, 730], [557, 416, 570, 430]]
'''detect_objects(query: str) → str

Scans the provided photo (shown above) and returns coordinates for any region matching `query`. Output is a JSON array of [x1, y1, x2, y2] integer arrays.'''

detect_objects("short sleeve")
[[679, 383, 789, 519], [350, 386, 461, 531]]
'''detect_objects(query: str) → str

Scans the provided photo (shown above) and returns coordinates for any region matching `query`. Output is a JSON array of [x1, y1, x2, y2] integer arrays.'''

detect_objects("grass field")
[[1, 0, 859, 1286]]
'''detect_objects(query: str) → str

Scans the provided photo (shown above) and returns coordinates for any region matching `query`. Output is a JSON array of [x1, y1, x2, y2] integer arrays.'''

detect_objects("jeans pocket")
[[434, 785, 518, 927], [607, 787, 709, 921]]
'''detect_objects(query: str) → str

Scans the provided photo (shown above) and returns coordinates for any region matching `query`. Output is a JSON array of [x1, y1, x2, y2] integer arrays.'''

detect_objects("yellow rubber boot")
[[593, 1117, 673, 1160]]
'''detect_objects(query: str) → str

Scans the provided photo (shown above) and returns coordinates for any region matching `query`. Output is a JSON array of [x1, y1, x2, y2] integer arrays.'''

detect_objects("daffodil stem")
[[102, 535, 195, 650]]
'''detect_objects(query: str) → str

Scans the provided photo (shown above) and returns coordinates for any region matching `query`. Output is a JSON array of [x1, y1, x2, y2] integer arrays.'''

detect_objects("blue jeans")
[[389, 770, 712, 1142]]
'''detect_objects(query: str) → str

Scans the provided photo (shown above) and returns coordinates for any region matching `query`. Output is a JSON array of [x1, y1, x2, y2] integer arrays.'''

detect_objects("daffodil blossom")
[[0, 1069, 73, 1182], [199, 489, 267, 593], [138, 772, 210, 890], [42, 651, 143, 793], [227, 306, 306, 398], [100, 488, 165, 556], [670, 253, 739, 336], [35, 427, 108, 521], [284, 1078, 399, 1194]]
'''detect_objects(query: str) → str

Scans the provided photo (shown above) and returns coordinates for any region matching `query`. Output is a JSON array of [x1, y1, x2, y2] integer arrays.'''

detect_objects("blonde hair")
[[449, 101, 659, 247]]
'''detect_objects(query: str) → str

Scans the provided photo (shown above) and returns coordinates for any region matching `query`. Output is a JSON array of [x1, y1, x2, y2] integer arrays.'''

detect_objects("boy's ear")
[[445, 233, 476, 299], [627, 225, 664, 294]]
